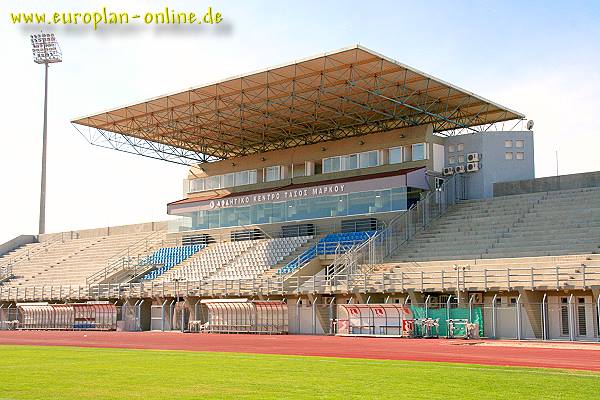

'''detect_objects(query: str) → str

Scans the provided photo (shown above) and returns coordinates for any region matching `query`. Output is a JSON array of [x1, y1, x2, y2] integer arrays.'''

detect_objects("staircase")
[[389, 192, 545, 262], [86, 230, 169, 285], [389, 187, 600, 263], [323, 174, 461, 280], [263, 235, 324, 279]]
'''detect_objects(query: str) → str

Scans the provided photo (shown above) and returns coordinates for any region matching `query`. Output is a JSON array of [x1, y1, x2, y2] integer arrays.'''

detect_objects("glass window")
[[223, 173, 235, 188], [186, 187, 413, 229], [373, 190, 391, 213], [220, 207, 238, 227], [271, 202, 286, 223], [369, 150, 380, 167], [237, 206, 251, 226], [322, 158, 331, 173], [347, 192, 374, 215], [389, 146, 404, 164], [448, 156, 456, 164], [515, 140, 524, 148], [208, 210, 220, 228], [265, 166, 281, 182], [458, 154, 465, 163], [448, 144, 455, 153], [205, 175, 221, 190], [235, 171, 248, 186], [359, 150, 379, 168], [342, 154, 359, 170], [504, 140, 513, 148], [248, 170, 257, 184], [457, 143, 464, 152], [505, 152, 513, 160], [323, 156, 341, 173], [189, 178, 204, 193], [412, 143, 427, 161], [516, 152, 524, 160], [391, 187, 407, 211]]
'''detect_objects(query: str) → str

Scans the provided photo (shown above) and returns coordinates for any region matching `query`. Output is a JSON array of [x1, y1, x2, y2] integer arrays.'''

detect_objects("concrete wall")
[[494, 171, 600, 197], [443, 131, 535, 199], [37, 221, 169, 242], [0, 235, 37, 257]]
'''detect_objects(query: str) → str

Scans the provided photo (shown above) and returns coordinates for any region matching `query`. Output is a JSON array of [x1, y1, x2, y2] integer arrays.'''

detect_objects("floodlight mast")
[[30, 33, 62, 235]]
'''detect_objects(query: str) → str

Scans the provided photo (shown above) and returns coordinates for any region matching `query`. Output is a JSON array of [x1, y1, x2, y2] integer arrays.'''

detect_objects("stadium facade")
[[1, 46, 599, 341]]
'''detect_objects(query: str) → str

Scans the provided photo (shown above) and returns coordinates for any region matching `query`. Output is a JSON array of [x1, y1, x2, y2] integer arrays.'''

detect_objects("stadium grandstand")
[[1, 45, 599, 341]]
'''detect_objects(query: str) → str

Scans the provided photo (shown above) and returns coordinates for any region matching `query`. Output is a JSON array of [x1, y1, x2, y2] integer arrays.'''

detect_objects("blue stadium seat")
[[142, 244, 204, 280], [277, 230, 377, 274]]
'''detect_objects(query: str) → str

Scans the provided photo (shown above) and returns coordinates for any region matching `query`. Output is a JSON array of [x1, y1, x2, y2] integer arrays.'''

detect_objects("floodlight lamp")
[[30, 32, 62, 64]]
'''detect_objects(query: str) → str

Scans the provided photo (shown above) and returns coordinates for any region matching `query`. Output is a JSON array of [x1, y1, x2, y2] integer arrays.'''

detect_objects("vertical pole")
[[568, 294, 574, 341], [329, 297, 335, 335], [491, 294, 497, 339], [516, 294, 522, 340], [541, 293, 548, 341], [39, 62, 49, 234], [312, 298, 317, 335], [296, 298, 301, 334], [469, 294, 474, 322], [446, 295, 452, 337], [596, 294, 600, 341]]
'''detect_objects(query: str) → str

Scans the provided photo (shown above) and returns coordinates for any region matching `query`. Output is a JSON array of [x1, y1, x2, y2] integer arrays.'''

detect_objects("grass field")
[[0, 345, 598, 399]]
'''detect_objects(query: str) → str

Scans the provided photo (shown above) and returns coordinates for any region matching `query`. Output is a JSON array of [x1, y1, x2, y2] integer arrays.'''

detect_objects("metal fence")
[[1, 297, 598, 340], [288, 297, 599, 341], [325, 174, 461, 278], [1, 264, 600, 302]]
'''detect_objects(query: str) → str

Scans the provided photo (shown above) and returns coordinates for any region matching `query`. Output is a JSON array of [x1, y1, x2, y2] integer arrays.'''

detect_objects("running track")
[[1, 331, 599, 372]]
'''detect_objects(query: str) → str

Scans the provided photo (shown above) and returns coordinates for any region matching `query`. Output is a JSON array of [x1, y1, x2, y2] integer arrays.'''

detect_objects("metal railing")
[[86, 231, 173, 285], [2, 264, 599, 302], [324, 174, 461, 279]]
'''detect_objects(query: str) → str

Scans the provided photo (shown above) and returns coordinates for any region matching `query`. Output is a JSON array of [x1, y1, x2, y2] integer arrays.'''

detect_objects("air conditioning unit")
[[443, 167, 454, 176], [467, 162, 479, 172], [454, 165, 465, 174], [467, 152, 479, 163]]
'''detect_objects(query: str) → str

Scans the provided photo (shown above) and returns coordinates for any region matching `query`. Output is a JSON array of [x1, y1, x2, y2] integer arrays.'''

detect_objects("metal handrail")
[[85, 231, 173, 285], [323, 174, 460, 280], [2, 263, 599, 302]]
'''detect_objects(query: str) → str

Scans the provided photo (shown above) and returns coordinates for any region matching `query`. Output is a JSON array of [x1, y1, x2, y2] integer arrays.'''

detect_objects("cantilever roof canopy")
[[72, 45, 525, 165]]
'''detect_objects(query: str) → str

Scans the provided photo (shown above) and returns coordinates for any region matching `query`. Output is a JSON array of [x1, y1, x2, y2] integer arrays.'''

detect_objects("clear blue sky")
[[1, 0, 599, 242]]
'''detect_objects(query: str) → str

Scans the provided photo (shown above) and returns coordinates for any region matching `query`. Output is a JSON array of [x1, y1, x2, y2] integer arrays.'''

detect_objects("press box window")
[[223, 173, 235, 188], [359, 150, 379, 168], [235, 170, 257, 186], [389, 146, 404, 164], [265, 166, 282, 182], [411, 143, 428, 161], [341, 154, 359, 170], [205, 175, 222, 190], [516, 152, 525, 160], [322, 156, 341, 173], [189, 179, 204, 193], [505, 152, 513, 160]]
